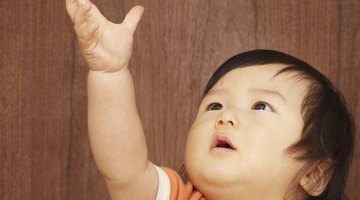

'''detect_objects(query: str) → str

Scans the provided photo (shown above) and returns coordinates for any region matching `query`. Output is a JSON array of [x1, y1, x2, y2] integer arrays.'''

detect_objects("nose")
[[215, 109, 239, 129]]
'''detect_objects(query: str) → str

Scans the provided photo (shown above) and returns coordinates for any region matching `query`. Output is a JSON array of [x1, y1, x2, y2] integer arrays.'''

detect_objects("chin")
[[192, 167, 240, 188]]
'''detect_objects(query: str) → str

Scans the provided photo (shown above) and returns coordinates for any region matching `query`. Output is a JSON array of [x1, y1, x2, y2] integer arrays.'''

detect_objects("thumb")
[[122, 5, 144, 34]]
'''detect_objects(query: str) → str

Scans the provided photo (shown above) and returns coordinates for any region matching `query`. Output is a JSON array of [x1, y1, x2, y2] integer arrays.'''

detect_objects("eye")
[[252, 101, 273, 112], [206, 102, 223, 111]]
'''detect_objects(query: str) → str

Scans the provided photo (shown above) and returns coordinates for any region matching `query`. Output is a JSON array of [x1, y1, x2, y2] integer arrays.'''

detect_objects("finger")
[[65, 0, 78, 22], [86, 22, 99, 36], [74, 15, 97, 39], [75, 0, 89, 6], [75, 21, 98, 46], [73, 1, 92, 26], [122, 5, 144, 34]]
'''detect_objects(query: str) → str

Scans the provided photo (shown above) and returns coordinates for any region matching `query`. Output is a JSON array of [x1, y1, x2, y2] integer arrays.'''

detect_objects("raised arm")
[[65, 0, 158, 199]]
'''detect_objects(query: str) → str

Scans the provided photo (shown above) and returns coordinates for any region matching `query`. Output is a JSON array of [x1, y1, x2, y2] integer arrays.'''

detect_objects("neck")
[[198, 182, 290, 200]]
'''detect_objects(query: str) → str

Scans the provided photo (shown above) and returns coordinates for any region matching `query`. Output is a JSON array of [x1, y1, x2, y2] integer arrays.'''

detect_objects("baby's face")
[[185, 64, 309, 199]]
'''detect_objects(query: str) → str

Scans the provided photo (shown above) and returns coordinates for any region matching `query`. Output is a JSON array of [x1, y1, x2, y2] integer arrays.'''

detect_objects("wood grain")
[[0, 0, 359, 199]]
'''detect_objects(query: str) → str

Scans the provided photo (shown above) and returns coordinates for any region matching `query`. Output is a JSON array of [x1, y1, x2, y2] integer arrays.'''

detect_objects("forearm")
[[87, 69, 149, 183]]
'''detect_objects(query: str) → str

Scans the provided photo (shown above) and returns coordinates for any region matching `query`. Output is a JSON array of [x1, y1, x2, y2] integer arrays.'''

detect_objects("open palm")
[[66, 0, 144, 72]]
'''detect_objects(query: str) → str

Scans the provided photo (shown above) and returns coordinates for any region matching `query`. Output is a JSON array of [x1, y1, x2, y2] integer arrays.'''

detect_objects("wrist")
[[88, 67, 131, 79]]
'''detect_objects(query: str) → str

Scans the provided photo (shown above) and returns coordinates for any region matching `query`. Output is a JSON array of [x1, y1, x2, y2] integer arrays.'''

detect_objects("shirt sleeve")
[[154, 165, 171, 200]]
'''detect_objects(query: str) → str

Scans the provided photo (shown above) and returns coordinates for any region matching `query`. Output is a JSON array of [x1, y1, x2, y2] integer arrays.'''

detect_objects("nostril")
[[218, 120, 224, 126], [217, 119, 234, 126], [228, 120, 234, 126]]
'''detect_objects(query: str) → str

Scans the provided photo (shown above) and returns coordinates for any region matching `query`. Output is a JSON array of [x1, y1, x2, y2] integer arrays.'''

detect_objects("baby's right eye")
[[206, 102, 223, 111]]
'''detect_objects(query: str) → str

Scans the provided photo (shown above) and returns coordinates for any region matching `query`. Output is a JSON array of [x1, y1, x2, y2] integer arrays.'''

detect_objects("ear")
[[299, 160, 332, 196]]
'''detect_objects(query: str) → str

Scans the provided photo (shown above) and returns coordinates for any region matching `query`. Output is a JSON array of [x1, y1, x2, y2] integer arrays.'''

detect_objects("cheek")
[[185, 123, 207, 154], [184, 121, 212, 164], [241, 132, 302, 175], [261, 113, 303, 146], [184, 126, 201, 180], [186, 114, 215, 145], [243, 118, 302, 162]]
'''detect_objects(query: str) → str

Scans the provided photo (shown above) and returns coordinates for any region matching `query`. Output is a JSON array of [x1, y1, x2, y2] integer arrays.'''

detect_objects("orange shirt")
[[161, 167, 206, 200]]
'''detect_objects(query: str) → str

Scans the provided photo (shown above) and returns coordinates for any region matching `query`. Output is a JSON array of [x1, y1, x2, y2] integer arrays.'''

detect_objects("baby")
[[65, 0, 355, 199]]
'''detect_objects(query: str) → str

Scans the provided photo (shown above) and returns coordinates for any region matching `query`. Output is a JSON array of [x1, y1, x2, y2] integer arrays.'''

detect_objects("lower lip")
[[210, 147, 237, 153]]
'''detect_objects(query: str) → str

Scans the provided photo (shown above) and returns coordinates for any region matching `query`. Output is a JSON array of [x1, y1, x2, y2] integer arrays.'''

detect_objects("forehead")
[[208, 64, 310, 101]]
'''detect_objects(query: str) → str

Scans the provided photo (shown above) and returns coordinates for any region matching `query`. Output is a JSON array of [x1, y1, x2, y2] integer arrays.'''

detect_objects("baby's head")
[[184, 50, 355, 200]]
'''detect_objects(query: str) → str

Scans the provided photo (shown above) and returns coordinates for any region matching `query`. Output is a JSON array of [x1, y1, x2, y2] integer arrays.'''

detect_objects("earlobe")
[[299, 160, 332, 196]]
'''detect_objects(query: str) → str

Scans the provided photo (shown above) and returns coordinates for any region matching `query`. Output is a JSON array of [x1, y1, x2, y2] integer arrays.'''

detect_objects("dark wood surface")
[[1, 0, 359, 199]]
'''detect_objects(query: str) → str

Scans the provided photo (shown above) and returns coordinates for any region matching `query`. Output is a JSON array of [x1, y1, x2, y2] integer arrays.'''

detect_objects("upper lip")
[[211, 134, 237, 150]]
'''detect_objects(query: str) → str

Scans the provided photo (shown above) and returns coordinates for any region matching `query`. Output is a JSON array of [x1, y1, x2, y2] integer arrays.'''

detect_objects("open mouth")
[[211, 135, 236, 151]]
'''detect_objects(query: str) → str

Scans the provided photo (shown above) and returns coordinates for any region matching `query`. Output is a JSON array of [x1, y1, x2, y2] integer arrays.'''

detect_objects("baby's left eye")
[[251, 101, 273, 112]]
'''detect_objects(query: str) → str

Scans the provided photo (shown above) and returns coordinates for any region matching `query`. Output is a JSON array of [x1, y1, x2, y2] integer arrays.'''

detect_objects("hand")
[[66, 0, 144, 72]]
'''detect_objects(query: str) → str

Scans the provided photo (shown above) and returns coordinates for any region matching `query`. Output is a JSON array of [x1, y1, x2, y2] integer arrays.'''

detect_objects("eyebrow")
[[203, 88, 228, 99], [206, 88, 228, 96], [248, 88, 286, 102], [204, 87, 286, 102]]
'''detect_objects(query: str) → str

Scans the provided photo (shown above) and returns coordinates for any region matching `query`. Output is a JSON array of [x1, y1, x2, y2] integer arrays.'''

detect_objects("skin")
[[66, 1, 158, 199], [66, 0, 318, 199], [185, 65, 309, 200]]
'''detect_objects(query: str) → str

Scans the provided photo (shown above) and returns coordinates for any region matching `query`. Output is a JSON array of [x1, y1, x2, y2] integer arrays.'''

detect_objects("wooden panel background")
[[1, 0, 359, 199]]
